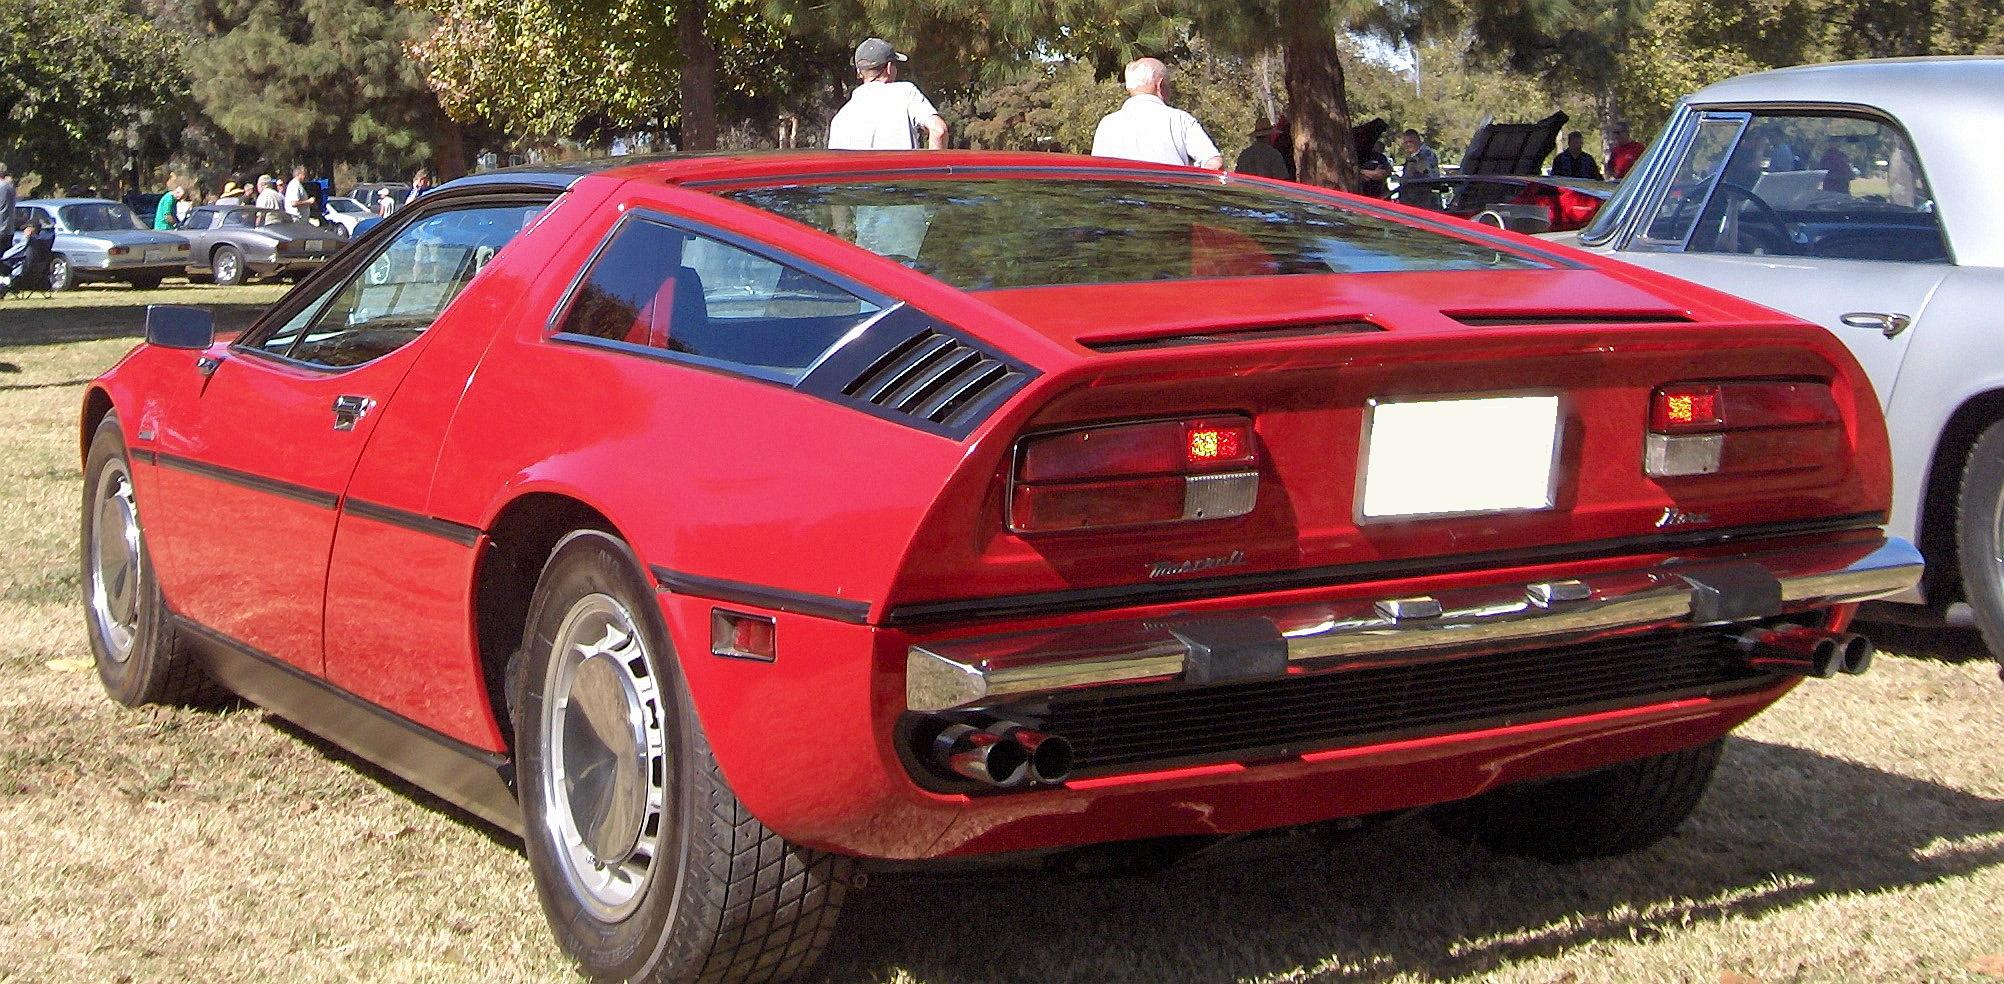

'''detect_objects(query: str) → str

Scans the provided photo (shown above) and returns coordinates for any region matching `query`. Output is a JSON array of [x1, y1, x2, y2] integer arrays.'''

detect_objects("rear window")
[[723, 177, 1543, 291]]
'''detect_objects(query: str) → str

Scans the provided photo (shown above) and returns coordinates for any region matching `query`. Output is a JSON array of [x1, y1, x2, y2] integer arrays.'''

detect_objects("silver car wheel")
[[539, 592, 668, 922], [88, 460, 142, 662], [216, 251, 239, 283]]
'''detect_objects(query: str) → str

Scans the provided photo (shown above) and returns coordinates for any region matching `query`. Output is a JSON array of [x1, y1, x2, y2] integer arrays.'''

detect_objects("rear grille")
[[842, 329, 1025, 427], [1029, 627, 1771, 777]]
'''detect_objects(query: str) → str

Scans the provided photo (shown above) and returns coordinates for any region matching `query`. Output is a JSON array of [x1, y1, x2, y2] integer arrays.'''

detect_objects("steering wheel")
[[1708, 182, 1795, 255]]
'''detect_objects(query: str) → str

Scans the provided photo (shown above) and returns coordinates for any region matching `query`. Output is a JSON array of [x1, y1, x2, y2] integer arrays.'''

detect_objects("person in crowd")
[[177, 186, 196, 224], [1817, 141, 1856, 194], [1358, 133, 1393, 198], [1, 218, 54, 295], [1234, 121, 1291, 180], [1606, 122, 1645, 179], [1551, 131, 1604, 180], [283, 165, 314, 219], [374, 190, 397, 217], [409, 168, 433, 199], [216, 181, 245, 206], [153, 183, 185, 230], [0, 164, 16, 244], [827, 38, 948, 151], [1091, 57, 1222, 170], [1398, 129, 1441, 183], [254, 175, 283, 211]]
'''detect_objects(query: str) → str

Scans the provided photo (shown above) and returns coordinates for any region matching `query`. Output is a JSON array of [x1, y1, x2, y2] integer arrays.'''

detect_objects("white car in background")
[[321, 196, 373, 234], [1572, 57, 2004, 653]]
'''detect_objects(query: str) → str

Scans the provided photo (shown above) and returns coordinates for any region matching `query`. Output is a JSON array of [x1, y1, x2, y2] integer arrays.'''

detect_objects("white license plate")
[[144, 247, 168, 262], [1360, 395, 1561, 520], [305, 240, 325, 251]]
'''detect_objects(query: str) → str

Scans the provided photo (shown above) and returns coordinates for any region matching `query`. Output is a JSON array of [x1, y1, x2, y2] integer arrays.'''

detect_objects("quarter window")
[[553, 217, 884, 382], [249, 202, 545, 368]]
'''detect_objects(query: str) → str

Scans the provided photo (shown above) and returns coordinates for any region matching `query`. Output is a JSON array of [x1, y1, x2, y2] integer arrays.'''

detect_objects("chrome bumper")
[[905, 537, 1922, 712]]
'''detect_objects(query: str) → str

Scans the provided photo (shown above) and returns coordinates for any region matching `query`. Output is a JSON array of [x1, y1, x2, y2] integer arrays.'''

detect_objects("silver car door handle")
[[1840, 312, 1913, 339], [331, 395, 376, 431]]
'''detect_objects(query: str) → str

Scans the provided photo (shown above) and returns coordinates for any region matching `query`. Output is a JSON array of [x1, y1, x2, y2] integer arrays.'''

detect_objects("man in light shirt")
[[1091, 58, 1223, 170], [254, 175, 283, 211], [283, 165, 314, 220], [827, 38, 948, 151]]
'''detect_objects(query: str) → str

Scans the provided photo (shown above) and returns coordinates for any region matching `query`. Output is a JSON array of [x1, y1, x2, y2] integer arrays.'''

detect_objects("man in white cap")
[[1091, 57, 1223, 170], [827, 38, 948, 151]]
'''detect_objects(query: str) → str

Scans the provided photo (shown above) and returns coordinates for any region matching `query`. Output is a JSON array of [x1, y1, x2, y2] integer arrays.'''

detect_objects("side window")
[[259, 201, 545, 369], [1685, 113, 1947, 263], [554, 216, 883, 382], [184, 209, 216, 230], [1639, 115, 1747, 246]]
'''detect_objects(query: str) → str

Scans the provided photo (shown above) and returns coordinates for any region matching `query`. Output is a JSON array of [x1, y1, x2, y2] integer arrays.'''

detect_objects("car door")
[[1608, 107, 1952, 409], [144, 200, 546, 674]]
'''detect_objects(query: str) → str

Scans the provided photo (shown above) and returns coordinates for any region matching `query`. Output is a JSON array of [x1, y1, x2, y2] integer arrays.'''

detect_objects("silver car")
[[1571, 57, 2004, 650], [9, 198, 190, 290], [177, 205, 343, 286]]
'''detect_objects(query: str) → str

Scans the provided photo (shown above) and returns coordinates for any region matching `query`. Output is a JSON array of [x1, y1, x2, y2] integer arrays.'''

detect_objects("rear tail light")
[[109, 246, 130, 256], [1011, 416, 1259, 533], [1646, 381, 1842, 478]]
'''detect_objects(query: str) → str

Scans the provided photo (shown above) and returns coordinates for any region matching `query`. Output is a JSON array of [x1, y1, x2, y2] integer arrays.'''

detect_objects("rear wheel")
[[514, 531, 850, 983], [81, 414, 220, 707], [47, 254, 73, 291], [1429, 740, 1722, 862], [1955, 419, 2004, 664], [212, 246, 245, 287]]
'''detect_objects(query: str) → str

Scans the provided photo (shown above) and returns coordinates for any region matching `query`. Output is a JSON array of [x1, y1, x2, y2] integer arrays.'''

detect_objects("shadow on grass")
[[262, 716, 524, 854], [1855, 619, 1998, 666], [814, 738, 2004, 984], [0, 290, 276, 346]]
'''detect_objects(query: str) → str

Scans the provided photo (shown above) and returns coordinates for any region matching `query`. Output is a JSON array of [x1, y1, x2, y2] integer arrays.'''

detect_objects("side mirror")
[[145, 305, 215, 350]]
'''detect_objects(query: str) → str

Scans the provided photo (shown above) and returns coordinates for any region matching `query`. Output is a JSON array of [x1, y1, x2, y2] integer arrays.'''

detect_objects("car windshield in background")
[[224, 208, 299, 228], [725, 178, 1543, 291], [59, 203, 145, 232]]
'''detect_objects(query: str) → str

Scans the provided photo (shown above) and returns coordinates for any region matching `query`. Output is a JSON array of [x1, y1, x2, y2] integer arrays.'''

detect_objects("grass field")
[[0, 294, 2000, 983]]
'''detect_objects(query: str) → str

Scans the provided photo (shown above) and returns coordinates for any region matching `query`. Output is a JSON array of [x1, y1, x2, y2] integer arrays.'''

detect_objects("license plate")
[[1360, 395, 1561, 520], [144, 247, 168, 262], [305, 240, 325, 252]]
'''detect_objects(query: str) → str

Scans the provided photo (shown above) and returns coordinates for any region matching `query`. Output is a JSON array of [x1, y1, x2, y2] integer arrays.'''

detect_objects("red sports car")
[[80, 152, 1919, 983]]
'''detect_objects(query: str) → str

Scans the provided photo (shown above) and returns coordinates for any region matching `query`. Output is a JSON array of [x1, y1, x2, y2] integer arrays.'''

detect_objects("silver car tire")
[[47, 254, 73, 291]]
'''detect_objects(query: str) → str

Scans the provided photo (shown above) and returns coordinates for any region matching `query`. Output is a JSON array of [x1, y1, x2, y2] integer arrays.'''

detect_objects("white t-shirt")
[[1091, 94, 1221, 168], [283, 178, 310, 217], [828, 80, 939, 151], [255, 187, 283, 210]]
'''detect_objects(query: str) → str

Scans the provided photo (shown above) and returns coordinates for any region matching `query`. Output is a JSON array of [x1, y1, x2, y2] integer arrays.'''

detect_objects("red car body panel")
[[84, 151, 1906, 859]]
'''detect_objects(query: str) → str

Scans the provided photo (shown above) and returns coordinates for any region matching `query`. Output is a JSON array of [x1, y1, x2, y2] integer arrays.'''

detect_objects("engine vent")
[[1446, 311, 1694, 327], [1082, 320, 1383, 353], [842, 329, 1027, 428]]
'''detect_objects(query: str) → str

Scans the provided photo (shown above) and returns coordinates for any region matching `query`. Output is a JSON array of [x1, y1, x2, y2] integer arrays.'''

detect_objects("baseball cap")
[[854, 37, 908, 69]]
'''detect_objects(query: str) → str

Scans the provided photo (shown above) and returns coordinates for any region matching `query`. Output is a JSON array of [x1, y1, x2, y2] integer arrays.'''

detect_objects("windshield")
[[725, 177, 1544, 291], [58, 203, 146, 232], [327, 198, 366, 214], [224, 208, 299, 229]]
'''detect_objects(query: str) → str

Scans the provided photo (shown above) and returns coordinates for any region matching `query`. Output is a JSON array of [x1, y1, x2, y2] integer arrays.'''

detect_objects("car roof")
[[1691, 55, 2004, 109], [441, 150, 1263, 194]]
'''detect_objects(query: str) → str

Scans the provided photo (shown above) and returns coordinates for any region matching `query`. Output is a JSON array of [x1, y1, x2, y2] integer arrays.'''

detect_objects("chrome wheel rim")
[[539, 593, 668, 922], [217, 253, 238, 281], [88, 460, 141, 662]]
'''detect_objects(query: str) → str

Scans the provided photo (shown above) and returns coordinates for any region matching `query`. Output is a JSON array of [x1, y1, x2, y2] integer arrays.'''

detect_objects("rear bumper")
[[667, 532, 1916, 861]]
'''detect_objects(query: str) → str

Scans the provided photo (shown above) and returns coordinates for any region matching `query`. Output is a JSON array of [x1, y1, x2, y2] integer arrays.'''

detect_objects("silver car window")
[[1634, 114, 1749, 249]]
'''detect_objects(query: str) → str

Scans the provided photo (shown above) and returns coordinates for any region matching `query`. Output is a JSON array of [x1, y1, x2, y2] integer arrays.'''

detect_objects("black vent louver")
[[841, 329, 1026, 428]]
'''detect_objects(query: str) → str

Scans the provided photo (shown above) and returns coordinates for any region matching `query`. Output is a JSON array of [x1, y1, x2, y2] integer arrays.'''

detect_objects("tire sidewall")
[[1956, 422, 2004, 656], [516, 530, 693, 982], [214, 247, 243, 286], [81, 414, 168, 705]]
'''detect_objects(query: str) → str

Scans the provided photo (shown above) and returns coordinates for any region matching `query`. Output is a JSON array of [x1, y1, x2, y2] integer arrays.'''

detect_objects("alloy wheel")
[[87, 459, 142, 662]]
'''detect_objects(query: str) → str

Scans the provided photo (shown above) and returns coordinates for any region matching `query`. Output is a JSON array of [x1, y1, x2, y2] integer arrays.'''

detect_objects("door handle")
[[1840, 312, 1913, 339], [331, 395, 376, 431]]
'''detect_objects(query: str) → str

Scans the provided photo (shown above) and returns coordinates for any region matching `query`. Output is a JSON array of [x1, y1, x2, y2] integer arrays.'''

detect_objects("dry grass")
[[0, 307, 2000, 984]]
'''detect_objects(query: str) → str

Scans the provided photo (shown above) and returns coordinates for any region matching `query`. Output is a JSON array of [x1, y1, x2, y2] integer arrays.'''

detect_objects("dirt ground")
[[0, 302, 1999, 983]]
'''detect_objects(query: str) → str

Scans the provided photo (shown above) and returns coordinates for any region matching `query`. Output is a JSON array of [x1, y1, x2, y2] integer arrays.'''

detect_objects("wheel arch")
[[80, 386, 115, 469], [1918, 388, 2004, 606]]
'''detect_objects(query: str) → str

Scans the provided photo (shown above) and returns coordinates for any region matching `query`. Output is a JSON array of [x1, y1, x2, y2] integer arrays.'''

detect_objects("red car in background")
[[1397, 174, 1618, 234], [80, 152, 1917, 983]]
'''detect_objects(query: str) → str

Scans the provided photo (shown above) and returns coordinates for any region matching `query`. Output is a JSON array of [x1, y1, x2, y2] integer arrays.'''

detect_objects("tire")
[[129, 275, 163, 291], [212, 246, 245, 287], [1955, 419, 2004, 662], [80, 414, 221, 707], [514, 531, 850, 984], [1429, 739, 1722, 862], [48, 254, 73, 291]]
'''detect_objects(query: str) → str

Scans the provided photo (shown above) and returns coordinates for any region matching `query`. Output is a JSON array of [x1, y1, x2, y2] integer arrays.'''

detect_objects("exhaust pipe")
[[1736, 625, 1875, 678], [925, 718, 1075, 787]]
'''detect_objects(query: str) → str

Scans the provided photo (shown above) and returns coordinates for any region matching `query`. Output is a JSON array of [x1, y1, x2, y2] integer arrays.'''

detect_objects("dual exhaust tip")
[[930, 719, 1074, 788], [1737, 625, 1875, 678]]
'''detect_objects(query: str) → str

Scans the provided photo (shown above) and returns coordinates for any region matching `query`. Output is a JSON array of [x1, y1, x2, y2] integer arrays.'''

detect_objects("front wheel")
[[1429, 740, 1722, 862], [1955, 419, 2004, 664], [47, 254, 73, 291], [514, 531, 850, 983]]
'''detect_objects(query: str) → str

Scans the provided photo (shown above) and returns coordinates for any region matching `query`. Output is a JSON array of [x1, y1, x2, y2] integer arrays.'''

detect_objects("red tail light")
[[1646, 381, 1842, 478], [1012, 416, 1259, 533]]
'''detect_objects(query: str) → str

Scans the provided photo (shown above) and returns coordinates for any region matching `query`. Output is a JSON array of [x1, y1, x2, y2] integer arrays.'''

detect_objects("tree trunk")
[[432, 114, 468, 180], [677, 0, 719, 151], [1283, 18, 1359, 192]]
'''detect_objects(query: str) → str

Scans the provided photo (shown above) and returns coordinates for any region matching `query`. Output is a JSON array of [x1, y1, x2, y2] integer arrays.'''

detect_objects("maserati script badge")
[[1149, 550, 1247, 579]]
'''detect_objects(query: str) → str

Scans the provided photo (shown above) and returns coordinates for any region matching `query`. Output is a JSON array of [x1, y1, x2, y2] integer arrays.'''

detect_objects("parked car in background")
[[81, 152, 1916, 983], [176, 205, 343, 286], [1396, 175, 1616, 233], [9, 199, 189, 290], [1570, 57, 2004, 654], [348, 182, 411, 215], [321, 196, 373, 234]]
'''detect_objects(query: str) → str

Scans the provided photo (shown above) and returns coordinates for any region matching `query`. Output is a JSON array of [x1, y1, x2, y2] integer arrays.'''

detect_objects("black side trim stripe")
[[344, 498, 483, 547], [171, 615, 521, 835], [132, 448, 158, 465], [883, 513, 1889, 627], [651, 565, 872, 624], [154, 451, 340, 509]]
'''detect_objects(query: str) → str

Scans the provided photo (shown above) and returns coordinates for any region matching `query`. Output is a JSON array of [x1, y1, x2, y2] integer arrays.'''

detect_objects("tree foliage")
[[185, 0, 443, 171], [0, 0, 186, 187]]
